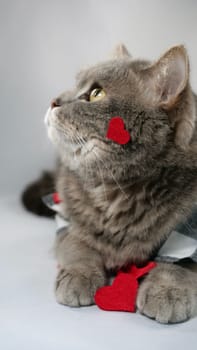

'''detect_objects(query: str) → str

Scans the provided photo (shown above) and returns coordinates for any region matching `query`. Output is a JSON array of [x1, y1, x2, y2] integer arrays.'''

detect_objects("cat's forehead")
[[76, 59, 131, 89]]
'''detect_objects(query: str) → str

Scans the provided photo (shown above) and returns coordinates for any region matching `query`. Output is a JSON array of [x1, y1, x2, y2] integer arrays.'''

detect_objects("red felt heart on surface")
[[94, 262, 157, 312], [106, 117, 131, 145], [95, 272, 138, 312]]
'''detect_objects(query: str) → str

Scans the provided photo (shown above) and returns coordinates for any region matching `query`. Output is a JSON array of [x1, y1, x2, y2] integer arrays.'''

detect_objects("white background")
[[0, 0, 197, 195], [1, 2, 197, 349]]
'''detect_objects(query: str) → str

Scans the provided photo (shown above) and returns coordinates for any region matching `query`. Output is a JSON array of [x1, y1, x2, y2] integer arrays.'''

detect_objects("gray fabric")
[[175, 205, 197, 240], [157, 205, 197, 263]]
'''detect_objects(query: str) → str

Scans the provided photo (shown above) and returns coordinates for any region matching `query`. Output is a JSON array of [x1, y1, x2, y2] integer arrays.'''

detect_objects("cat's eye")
[[89, 87, 106, 102]]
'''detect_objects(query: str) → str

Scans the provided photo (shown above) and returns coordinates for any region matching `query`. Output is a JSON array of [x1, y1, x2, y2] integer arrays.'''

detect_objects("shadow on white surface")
[[0, 195, 197, 350]]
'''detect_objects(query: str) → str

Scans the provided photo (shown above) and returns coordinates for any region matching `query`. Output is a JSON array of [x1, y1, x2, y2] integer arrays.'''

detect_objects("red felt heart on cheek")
[[95, 272, 138, 312], [106, 117, 131, 145]]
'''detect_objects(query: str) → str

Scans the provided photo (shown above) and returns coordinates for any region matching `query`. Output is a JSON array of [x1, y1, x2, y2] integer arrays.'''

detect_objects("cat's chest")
[[60, 174, 138, 234], [58, 173, 173, 268]]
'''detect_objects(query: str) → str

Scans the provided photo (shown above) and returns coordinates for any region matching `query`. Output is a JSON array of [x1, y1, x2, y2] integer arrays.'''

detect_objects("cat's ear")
[[141, 45, 189, 109], [140, 46, 196, 149], [111, 43, 131, 59]]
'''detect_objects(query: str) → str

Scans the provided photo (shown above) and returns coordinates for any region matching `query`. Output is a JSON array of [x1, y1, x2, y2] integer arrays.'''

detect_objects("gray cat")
[[24, 44, 197, 323]]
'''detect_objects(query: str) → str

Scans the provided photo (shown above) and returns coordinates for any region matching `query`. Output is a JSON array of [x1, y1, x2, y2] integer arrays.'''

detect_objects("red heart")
[[95, 272, 138, 312], [94, 262, 157, 313], [53, 192, 62, 204], [106, 117, 131, 145], [129, 261, 157, 279]]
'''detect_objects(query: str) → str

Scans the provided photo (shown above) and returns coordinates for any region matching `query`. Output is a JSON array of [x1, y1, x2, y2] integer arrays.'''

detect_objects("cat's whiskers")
[[92, 148, 129, 200], [69, 134, 79, 163], [94, 158, 108, 202], [79, 136, 128, 200], [75, 134, 90, 189], [79, 135, 101, 191], [76, 134, 108, 198], [72, 134, 128, 201]]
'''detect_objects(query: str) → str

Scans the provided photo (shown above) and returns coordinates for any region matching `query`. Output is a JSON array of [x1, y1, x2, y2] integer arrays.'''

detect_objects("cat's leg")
[[54, 230, 106, 307], [136, 263, 197, 323]]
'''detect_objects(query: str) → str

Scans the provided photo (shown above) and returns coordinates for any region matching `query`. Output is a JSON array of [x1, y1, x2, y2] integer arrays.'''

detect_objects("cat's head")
[[45, 44, 195, 180]]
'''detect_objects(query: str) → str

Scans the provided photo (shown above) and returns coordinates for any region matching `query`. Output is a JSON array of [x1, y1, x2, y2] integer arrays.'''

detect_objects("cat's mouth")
[[44, 106, 58, 127], [44, 107, 104, 163], [45, 106, 84, 156]]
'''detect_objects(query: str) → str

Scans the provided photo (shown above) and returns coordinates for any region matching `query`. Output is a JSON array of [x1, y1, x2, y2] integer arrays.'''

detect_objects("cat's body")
[[56, 156, 197, 270], [23, 44, 197, 323]]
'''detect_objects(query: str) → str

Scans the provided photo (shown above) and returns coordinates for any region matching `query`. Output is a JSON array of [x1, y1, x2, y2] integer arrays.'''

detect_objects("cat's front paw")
[[136, 264, 197, 324], [55, 267, 105, 307]]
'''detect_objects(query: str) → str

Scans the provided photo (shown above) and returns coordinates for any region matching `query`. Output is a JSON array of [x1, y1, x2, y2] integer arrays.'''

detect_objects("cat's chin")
[[44, 106, 59, 127], [44, 107, 105, 171], [44, 107, 59, 145], [44, 106, 80, 153]]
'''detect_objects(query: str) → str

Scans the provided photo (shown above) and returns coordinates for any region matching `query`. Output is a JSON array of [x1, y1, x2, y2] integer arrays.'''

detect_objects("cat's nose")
[[51, 98, 61, 109]]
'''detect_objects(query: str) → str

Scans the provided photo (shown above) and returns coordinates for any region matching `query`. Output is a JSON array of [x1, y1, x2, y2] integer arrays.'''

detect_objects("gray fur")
[[45, 44, 197, 323]]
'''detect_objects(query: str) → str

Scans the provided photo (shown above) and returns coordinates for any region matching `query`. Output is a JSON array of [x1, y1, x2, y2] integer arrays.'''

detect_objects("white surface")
[[0, 195, 197, 350], [1, 0, 197, 194]]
